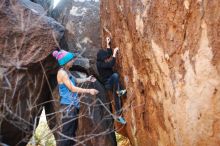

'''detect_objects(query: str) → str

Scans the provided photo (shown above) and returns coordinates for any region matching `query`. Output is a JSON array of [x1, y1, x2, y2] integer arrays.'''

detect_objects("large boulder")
[[73, 72, 117, 146], [30, 0, 53, 14], [100, 0, 220, 146], [0, 0, 117, 146], [51, 0, 101, 74], [0, 0, 64, 145]]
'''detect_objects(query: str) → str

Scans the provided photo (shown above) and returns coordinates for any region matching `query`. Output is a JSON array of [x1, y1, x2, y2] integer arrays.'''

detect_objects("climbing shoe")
[[117, 89, 127, 97], [117, 116, 126, 125]]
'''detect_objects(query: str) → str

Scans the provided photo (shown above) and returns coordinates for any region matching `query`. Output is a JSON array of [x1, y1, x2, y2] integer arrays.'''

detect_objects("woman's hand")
[[89, 89, 99, 95], [87, 75, 96, 82]]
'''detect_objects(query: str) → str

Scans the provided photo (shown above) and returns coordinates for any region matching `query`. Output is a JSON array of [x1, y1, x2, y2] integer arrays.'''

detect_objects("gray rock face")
[[33, 0, 101, 74], [76, 79, 117, 146], [51, 1, 101, 74], [30, 0, 53, 13]]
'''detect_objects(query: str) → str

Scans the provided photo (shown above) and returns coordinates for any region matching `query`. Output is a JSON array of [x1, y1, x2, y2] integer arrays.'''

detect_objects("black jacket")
[[96, 48, 115, 83]]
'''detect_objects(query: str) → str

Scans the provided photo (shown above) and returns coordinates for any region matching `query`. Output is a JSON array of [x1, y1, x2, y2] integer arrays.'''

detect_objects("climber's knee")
[[112, 73, 119, 81]]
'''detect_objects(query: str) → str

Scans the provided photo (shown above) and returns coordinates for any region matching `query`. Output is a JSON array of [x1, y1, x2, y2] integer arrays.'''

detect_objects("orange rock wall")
[[100, 1, 220, 146]]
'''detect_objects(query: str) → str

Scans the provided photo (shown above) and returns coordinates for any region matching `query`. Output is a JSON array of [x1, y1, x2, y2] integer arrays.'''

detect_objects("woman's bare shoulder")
[[57, 69, 68, 83], [58, 69, 66, 75]]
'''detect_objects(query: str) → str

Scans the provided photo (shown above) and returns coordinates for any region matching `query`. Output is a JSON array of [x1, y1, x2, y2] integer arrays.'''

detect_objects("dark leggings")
[[105, 73, 122, 115], [58, 105, 79, 146]]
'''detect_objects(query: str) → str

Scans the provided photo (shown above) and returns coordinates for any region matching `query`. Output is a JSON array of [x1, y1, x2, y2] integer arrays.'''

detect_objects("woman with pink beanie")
[[52, 49, 98, 146]]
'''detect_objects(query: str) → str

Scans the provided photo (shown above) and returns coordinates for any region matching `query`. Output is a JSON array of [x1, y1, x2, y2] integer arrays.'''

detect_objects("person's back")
[[96, 36, 127, 125], [96, 48, 115, 83]]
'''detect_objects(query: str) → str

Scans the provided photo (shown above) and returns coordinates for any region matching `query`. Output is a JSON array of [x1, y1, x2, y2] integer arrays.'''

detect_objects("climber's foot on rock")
[[116, 116, 126, 125], [117, 89, 127, 97]]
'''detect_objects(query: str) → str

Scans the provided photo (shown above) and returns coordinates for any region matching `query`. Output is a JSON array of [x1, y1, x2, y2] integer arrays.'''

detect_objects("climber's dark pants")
[[104, 73, 122, 116], [58, 105, 79, 146]]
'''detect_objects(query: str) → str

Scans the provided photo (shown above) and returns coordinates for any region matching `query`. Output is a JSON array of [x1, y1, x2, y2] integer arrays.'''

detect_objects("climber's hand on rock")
[[113, 47, 119, 57], [114, 47, 119, 52], [106, 37, 111, 45]]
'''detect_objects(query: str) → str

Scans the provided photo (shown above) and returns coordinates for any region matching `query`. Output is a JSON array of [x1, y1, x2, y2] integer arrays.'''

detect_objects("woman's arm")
[[75, 78, 89, 84], [75, 75, 96, 83], [58, 70, 91, 94]]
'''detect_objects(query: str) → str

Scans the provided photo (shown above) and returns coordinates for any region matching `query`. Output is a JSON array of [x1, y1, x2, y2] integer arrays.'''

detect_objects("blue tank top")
[[58, 72, 80, 109]]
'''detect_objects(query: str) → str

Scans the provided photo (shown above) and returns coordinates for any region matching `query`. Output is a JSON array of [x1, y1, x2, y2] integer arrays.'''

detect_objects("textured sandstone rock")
[[100, 0, 220, 146], [0, 0, 64, 145]]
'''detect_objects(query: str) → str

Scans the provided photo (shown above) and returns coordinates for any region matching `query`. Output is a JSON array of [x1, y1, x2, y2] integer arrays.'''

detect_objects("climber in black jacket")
[[96, 36, 127, 124]]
